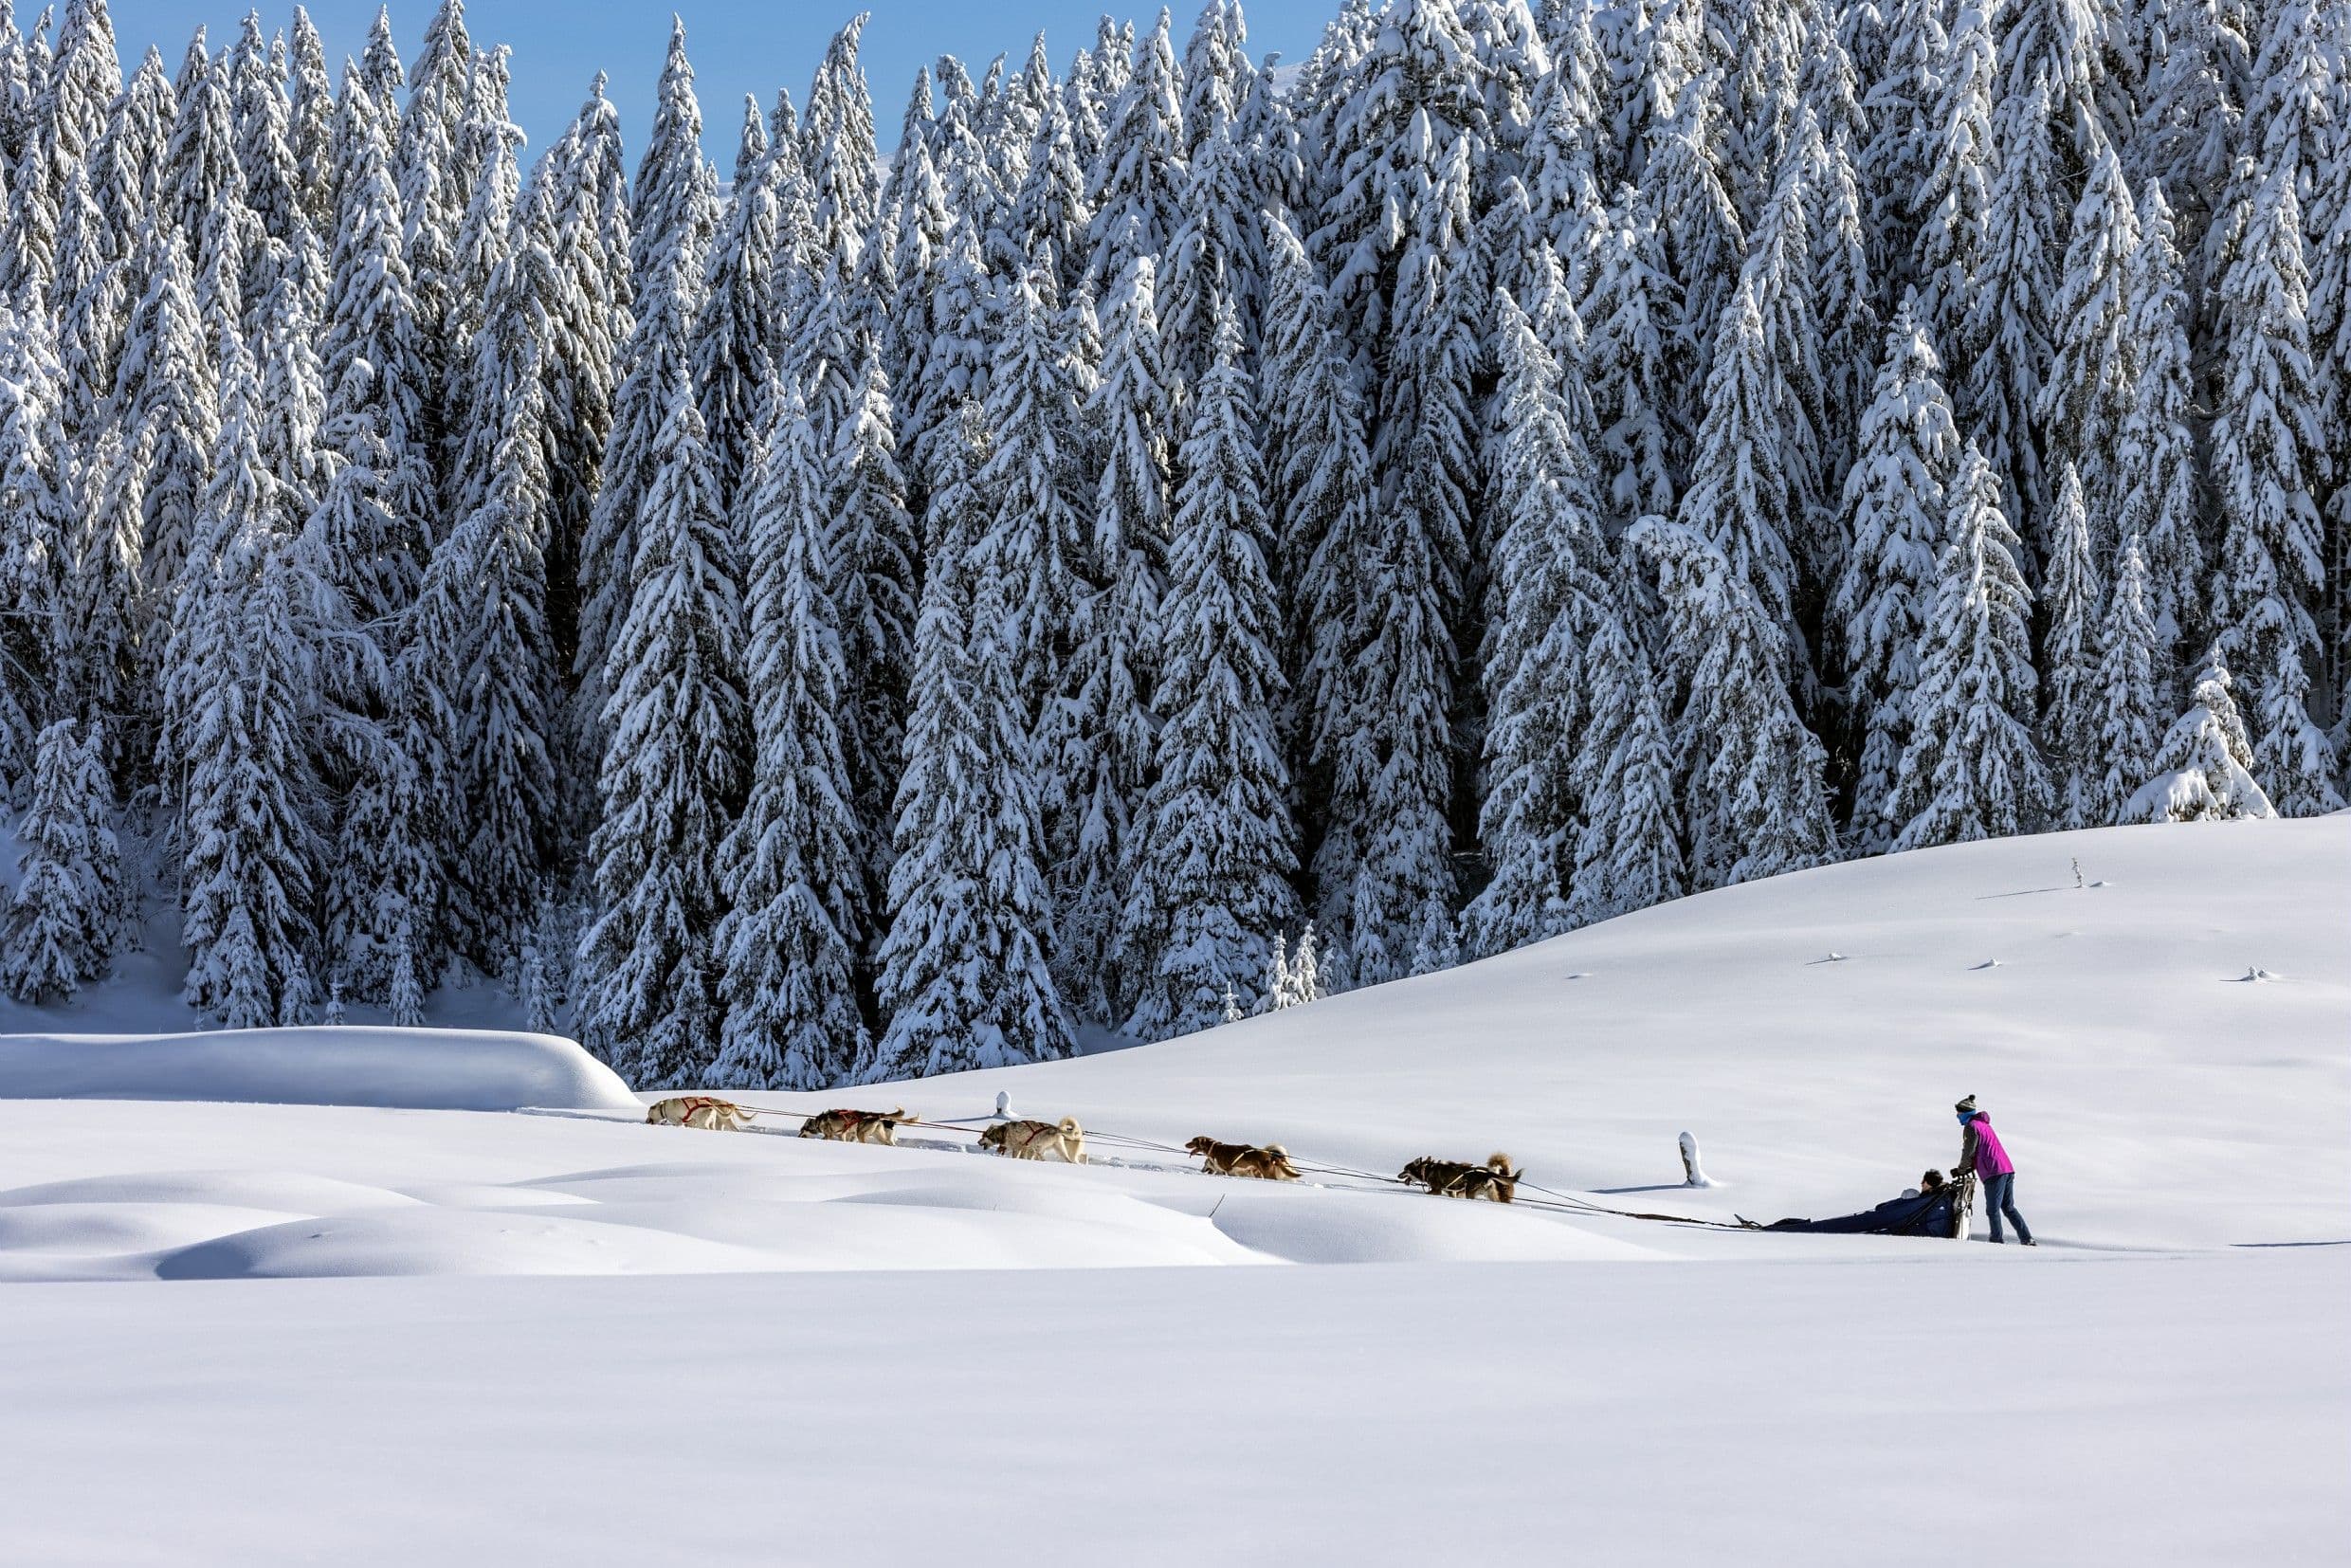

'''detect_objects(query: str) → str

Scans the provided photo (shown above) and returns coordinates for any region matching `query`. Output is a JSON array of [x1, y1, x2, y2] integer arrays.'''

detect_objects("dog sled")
[[1756, 1173, 1975, 1239]]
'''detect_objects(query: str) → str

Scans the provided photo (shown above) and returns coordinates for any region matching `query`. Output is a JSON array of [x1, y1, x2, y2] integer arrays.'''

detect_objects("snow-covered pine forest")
[[0, 0, 2343, 1086]]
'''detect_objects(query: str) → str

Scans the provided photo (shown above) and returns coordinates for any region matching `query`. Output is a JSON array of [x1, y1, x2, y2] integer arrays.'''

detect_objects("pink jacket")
[[1961, 1115, 2015, 1178]]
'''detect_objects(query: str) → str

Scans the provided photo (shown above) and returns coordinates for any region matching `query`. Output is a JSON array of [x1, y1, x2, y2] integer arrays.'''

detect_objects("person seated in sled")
[[1902, 1168, 1948, 1199]]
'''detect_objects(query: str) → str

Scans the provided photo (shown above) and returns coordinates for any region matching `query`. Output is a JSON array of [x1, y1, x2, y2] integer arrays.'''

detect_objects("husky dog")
[[1398, 1152, 1522, 1203], [645, 1096, 756, 1132], [798, 1106, 912, 1145], [1185, 1136, 1302, 1181], [978, 1116, 1086, 1163]]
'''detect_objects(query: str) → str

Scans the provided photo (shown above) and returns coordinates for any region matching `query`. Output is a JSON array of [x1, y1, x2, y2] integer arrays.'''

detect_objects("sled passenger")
[[1953, 1096, 2034, 1245]]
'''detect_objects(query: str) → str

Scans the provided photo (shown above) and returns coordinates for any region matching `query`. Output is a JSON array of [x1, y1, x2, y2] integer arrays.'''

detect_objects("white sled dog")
[[646, 1096, 756, 1132], [979, 1116, 1086, 1163]]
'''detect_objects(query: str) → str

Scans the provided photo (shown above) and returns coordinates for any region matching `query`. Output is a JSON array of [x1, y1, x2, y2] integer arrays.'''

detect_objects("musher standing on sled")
[[1954, 1096, 2034, 1245]]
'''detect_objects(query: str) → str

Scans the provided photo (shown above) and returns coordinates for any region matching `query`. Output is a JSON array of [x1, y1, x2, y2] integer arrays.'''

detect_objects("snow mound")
[[0, 1027, 638, 1112]]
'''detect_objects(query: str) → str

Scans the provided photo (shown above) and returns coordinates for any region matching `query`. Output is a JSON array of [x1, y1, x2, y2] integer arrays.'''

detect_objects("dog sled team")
[[646, 1090, 2036, 1240]]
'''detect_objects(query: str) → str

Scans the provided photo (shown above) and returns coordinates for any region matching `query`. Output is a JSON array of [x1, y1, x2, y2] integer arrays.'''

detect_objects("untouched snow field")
[[1, 817, 2345, 1563]]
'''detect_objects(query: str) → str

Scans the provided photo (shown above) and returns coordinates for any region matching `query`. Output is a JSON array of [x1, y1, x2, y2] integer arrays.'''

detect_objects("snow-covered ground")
[[2, 817, 2345, 1563]]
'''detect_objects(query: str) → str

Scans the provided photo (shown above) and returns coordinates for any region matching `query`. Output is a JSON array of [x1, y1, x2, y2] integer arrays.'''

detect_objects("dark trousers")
[[1983, 1172, 2032, 1243]]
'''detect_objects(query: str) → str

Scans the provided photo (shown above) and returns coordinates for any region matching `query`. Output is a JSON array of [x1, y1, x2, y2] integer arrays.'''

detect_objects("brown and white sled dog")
[[979, 1116, 1086, 1163], [1398, 1152, 1522, 1203], [798, 1106, 912, 1145], [1186, 1136, 1302, 1181], [646, 1096, 756, 1132]]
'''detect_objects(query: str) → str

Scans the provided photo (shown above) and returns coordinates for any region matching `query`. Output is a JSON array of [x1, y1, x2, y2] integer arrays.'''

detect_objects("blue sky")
[[103, 2, 1335, 168]]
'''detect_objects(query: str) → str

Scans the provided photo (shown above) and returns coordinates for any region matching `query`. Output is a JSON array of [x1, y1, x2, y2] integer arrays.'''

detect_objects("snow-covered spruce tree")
[[1566, 611, 1686, 924], [1804, 99, 1881, 498], [1580, 182, 1686, 525], [873, 402, 1072, 1079], [1257, 214, 1365, 730], [357, 6, 404, 122], [441, 44, 520, 512], [50, 163, 124, 448], [1013, 69, 1092, 298], [1162, 114, 1258, 410], [51, 419, 142, 765], [690, 97, 784, 501], [2088, 533, 2168, 825], [318, 67, 433, 629], [1833, 295, 1962, 850], [1466, 288, 1610, 957], [440, 348, 557, 972], [822, 343, 917, 916], [2310, 37, 2351, 732], [172, 357, 325, 1030], [1262, 929, 1292, 1013], [1678, 276, 1803, 684], [166, 31, 245, 316], [1182, 0, 1249, 152], [2125, 0, 2241, 252], [1312, 0, 1489, 341], [906, 208, 993, 490], [1856, 0, 1948, 303], [1996, 0, 2113, 170], [576, 18, 716, 754], [574, 376, 749, 1087], [225, 12, 301, 259], [2210, 159, 2340, 815], [713, 382, 869, 1090], [1386, 130, 1482, 786], [1631, 513, 1837, 889], [249, 239, 330, 522], [392, 0, 471, 372], [2037, 146, 2140, 556], [287, 9, 335, 230], [802, 14, 882, 274], [1962, 73, 2061, 544], [2226, 0, 2332, 241], [86, 43, 168, 260], [1084, 7, 1188, 297], [1119, 298, 1295, 1039], [2038, 464, 2105, 829], [109, 225, 215, 690], [2, 719, 119, 1001], [0, 3, 27, 163], [34, 0, 118, 208], [538, 79, 630, 666], [973, 256, 1088, 720], [1305, 199, 1466, 980], [1645, 82, 1745, 415], [2115, 179, 2204, 653], [1911, 3, 1993, 376], [1742, 113, 1835, 605], [1888, 442, 2052, 850], [2126, 650, 2274, 822], [0, 306, 70, 793], [1047, 256, 1169, 1024]]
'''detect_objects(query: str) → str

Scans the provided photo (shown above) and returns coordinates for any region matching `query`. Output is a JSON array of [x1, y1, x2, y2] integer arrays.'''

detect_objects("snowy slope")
[[871, 813, 2351, 1250], [1, 817, 2344, 1564]]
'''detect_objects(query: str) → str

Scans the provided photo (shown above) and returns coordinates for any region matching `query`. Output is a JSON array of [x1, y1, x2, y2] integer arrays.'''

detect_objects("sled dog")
[[798, 1106, 912, 1145], [1398, 1152, 1522, 1203], [1186, 1136, 1302, 1181], [646, 1096, 756, 1132], [979, 1116, 1086, 1163]]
